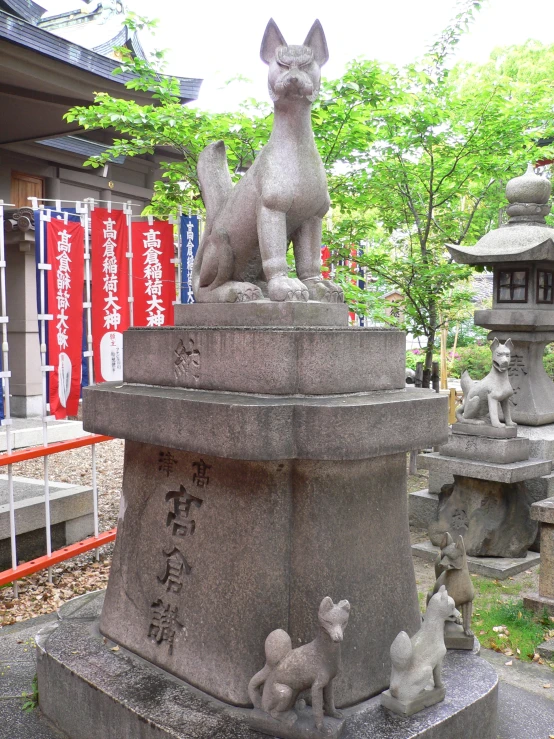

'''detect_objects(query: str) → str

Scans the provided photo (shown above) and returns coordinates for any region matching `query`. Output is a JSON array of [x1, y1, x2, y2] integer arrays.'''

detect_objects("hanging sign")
[[91, 208, 129, 382], [46, 218, 84, 418], [132, 220, 175, 327], [180, 215, 199, 304]]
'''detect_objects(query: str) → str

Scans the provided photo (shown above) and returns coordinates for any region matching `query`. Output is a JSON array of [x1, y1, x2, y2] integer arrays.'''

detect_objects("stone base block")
[[409, 489, 439, 529], [123, 325, 406, 396], [381, 687, 445, 716], [36, 591, 499, 739], [444, 622, 475, 650], [439, 434, 529, 464], [174, 301, 349, 328], [537, 637, 554, 659], [412, 541, 540, 579], [428, 475, 538, 557], [523, 593, 554, 616], [452, 423, 517, 439]]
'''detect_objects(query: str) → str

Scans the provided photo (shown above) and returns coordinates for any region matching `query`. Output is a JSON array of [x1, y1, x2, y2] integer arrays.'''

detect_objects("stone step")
[[0, 418, 88, 452], [0, 475, 94, 568]]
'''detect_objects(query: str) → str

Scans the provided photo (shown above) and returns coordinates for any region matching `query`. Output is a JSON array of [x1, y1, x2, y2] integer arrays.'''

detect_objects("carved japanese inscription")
[[173, 337, 200, 385], [147, 458, 210, 654]]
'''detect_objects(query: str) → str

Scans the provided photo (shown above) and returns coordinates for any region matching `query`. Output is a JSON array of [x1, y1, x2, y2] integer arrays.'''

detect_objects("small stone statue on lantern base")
[[428, 533, 475, 650], [247, 596, 350, 739], [381, 586, 459, 716]]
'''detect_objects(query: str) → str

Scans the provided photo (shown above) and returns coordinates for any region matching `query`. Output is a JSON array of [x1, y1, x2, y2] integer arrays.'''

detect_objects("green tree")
[[315, 2, 554, 377]]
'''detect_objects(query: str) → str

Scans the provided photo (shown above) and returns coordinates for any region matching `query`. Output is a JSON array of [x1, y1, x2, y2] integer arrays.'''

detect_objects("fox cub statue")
[[427, 532, 475, 637], [192, 18, 344, 305], [389, 586, 459, 704], [248, 596, 350, 731]]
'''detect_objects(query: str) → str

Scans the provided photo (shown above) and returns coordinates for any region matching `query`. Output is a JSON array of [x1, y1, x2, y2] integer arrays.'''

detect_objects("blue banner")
[[180, 215, 199, 304]]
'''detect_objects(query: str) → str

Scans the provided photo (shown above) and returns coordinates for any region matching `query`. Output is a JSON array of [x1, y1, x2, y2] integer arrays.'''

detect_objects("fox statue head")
[[260, 18, 328, 103], [427, 585, 460, 623], [491, 337, 513, 373], [317, 596, 351, 643], [438, 532, 467, 571]]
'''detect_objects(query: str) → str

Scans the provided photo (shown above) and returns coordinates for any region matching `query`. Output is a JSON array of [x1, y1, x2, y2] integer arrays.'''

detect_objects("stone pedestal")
[[81, 307, 447, 708], [36, 591, 499, 739], [524, 498, 554, 616]]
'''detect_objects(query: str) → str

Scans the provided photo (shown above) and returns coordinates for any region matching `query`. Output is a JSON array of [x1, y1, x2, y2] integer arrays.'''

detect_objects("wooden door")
[[10, 172, 44, 208]]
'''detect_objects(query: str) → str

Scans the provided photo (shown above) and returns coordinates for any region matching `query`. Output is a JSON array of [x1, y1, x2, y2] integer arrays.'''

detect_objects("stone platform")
[[412, 540, 540, 579], [36, 591, 499, 739]]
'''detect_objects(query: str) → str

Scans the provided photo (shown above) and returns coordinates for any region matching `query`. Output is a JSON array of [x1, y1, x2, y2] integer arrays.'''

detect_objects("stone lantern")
[[448, 164, 554, 426]]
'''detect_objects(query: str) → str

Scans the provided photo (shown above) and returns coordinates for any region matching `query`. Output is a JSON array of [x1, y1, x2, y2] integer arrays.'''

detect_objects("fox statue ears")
[[491, 337, 514, 353], [319, 596, 351, 613], [455, 534, 466, 556], [440, 532, 454, 549], [261, 19, 329, 67]]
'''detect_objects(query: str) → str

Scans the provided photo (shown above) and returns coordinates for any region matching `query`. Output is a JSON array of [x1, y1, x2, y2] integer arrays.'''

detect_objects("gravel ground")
[[0, 438, 124, 626]]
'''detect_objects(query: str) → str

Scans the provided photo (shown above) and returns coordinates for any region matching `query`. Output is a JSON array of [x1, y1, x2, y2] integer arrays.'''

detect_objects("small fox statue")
[[389, 585, 459, 704], [248, 596, 350, 731], [427, 532, 475, 637]]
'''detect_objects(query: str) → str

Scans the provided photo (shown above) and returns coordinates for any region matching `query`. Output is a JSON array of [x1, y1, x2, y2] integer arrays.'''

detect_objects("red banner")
[[91, 208, 129, 382], [132, 220, 175, 327], [46, 218, 84, 419]]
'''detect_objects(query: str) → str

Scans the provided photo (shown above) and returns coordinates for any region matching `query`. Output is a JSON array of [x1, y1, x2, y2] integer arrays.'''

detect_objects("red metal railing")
[[0, 434, 117, 587]]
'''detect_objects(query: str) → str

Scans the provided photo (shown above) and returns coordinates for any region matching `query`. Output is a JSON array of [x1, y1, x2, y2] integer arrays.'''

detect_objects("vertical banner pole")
[[38, 208, 53, 582], [170, 206, 182, 307], [124, 201, 134, 327], [0, 200, 17, 596], [78, 199, 99, 558]]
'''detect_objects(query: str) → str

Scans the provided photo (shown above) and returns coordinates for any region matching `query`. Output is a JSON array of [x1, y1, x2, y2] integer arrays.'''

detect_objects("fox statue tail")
[[192, 141, 234, 298], [390, 630, 413, 672], [247, 629, 292, 709], [455, 370, 474, 421]]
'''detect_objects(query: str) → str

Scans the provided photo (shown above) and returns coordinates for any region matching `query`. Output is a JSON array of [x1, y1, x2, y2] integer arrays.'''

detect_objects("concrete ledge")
[[409, 489, 439, 529], [412, 540, 540, 579], [419, 453, 552, 484], [523, 593, 554, 616], [174, 301, 349, 327], [123, 325, 406, 395], [83, 384, 448, 461], [36, 591, 499, 739]]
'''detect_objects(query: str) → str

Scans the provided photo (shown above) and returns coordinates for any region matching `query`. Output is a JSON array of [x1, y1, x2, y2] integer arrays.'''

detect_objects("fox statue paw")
[[302, 277, 344, 303], [268, 275, 309, 302]]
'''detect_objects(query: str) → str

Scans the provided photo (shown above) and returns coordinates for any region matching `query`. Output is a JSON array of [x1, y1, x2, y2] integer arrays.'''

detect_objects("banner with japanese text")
[[180, 215, 199, 304], [46, 218, 84, 418], [132, 220, 175, 327], [91, 208, 129, 382]]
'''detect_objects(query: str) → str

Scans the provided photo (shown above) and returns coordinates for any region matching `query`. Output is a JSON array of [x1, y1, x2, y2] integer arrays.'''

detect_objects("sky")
[[44, 0, 554, 111]]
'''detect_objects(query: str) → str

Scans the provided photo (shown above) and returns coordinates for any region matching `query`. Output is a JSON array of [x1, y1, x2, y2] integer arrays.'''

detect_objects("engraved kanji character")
[[148, 599, 184, 654], [192, 459, 211, 488], [157, 546, 191, 593], [165, 485, 202, 536]]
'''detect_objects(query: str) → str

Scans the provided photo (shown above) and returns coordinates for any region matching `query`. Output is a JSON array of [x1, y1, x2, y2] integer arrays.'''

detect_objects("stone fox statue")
[[389, 586, 459, 703], [248, 597, 350, 731], [192, 19, 344, 304], [456, 338, 516, 428], [427, 533, 475, 637]]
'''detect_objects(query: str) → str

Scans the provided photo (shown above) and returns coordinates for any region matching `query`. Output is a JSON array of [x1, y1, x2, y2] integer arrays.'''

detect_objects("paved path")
[[1, 614, 553, 738]]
